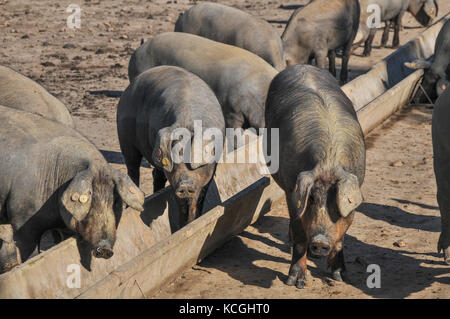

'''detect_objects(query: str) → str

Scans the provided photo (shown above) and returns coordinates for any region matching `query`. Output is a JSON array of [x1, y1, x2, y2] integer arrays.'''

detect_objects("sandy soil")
[[1, 0, 449, 299]]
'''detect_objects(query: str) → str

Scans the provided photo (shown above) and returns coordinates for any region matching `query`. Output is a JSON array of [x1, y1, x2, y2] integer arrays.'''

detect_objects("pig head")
[[58, 166, 144, 259], [152, 127, 218, 227], [289, 166, 363, 279]]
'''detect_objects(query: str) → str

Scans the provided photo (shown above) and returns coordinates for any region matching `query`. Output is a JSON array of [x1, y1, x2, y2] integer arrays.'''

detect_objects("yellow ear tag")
[[71, 192, 80, 202], [430, 8, 434, 14], [297, 200, 302, 208], [79, 195, 89, 203], [162, 157, 169, 167]]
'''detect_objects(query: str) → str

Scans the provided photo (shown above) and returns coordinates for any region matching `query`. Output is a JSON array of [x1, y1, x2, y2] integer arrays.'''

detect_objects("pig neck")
[[36, 136, 107, 200]]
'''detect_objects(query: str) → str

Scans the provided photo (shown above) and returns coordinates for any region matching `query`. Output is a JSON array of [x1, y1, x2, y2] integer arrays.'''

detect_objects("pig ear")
[[292, 171, 315, 218], [60, 169, 94, 221], [111, 169, 145, 212], [190, 139, 216, 169], [404, 59, 432, 70], [152, 127, 174, 172], [336, 171, 363, 218]]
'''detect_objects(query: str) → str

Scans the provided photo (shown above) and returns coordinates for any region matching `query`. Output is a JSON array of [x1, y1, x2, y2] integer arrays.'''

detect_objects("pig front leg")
[[152, 169, 167, 193], [328, 244, 347, 282], [122, 144, 143, 187], [328, 50, 336, 77], [286, 219, 308, 289]]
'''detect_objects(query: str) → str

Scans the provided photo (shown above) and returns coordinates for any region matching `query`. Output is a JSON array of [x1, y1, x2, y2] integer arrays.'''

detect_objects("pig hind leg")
[[392, 13, 405, 48], [380, 21, 390, 48]]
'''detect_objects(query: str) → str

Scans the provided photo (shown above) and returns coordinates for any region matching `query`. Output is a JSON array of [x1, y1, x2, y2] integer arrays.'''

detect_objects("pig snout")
[[175, 181, 196, 199], [93, 239, 114, 259], [309, 234, 331, 256]]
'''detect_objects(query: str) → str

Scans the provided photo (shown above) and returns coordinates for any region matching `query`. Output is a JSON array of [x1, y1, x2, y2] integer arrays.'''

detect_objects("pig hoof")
[[332, 271, 344, 282], [443, 247, 450, 265], [286, 275, 297, 286], [296, 278, 306, 289]]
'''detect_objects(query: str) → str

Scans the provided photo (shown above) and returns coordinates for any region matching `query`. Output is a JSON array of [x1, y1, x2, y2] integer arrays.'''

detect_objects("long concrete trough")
[[0, 14, 447, 299]]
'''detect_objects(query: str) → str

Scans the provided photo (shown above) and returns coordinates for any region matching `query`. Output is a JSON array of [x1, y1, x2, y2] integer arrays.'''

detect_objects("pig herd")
[[0, 0, 449, 292]]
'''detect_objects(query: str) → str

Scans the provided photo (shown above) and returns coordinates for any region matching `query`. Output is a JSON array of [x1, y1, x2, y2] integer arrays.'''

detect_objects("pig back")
[[265, 65, 365, 189], [0, 65, 74, 128]]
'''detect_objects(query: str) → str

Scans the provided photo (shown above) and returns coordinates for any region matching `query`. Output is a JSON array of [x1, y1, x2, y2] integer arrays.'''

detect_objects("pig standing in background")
[[432, 87, 450, 264], [128, 32, 278, 130], [117, 66, 225, 226], [281, 0, 360, 84], [174, 2, 285, 71], [265, 65, 366, 288], [0, 65, 74, 128], [0, 106, 144, 271], [405, 18, 450, 102], [358, 0, 438, 57]]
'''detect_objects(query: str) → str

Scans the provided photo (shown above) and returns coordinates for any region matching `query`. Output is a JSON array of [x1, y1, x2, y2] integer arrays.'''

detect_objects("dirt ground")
[[1, 0, 449, 299]]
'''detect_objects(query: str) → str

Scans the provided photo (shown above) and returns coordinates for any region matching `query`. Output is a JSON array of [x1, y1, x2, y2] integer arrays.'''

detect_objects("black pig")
[[265, 65, 366, 288]]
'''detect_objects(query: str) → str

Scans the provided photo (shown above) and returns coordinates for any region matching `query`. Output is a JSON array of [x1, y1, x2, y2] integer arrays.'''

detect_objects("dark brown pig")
[[117, 66, 225, 226], [358, 0, 438, 57], [432, 86, 450, 264], [281, 0, 360, 84], [128, 32, 277, 130], [0, 106, 144, 271], [0, 65, 74, 128], [265, 65, 366, 288], [405, 18, 450, 102], [174, 2, 285, 70]]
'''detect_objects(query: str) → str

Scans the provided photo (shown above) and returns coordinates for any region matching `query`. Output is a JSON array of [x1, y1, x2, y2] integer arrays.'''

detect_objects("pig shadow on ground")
[[266, 19, 288, 24], [391, 198, 439, 210], [335, 66, 371, 82], [88, 90, 122, 98], [199, 232, 290, 288], [358, 203, 440, 232], [197, 180, 284, 288], [343, 234, 450, 298], [100, 150, 150, 168], [279, 2, 309, 10]]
